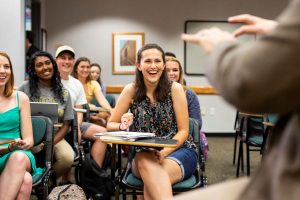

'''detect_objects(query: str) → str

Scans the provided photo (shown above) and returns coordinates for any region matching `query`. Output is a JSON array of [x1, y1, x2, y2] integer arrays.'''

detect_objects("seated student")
[[90, 63, 106, 95], [107, 43, 198, 199], [0, 51, 38, 200], [165, 56, 202, 129], [164, 52, 187, 86], [18, 51, 75, 183], [55, 46, 108, 169], [72, 57, 112, 127]]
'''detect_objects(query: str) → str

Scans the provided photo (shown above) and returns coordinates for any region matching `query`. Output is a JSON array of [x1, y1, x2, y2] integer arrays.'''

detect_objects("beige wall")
[[42, 0, 288, 133], [1, 0, 25, 86]]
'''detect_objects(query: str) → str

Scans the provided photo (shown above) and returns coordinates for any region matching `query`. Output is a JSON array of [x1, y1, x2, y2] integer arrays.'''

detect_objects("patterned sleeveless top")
[[130, 82, 196, 150]]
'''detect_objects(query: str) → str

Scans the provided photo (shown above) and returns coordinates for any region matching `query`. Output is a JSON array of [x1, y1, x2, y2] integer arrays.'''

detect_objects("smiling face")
[[137, 48, 165, 85], [90, 65, 101, 81], [0, 55, 11, 89], [166, 60, 181, 82], [34, 56, 54, 84], [56, 52, 75, 79], [77, 61, 91, 80]]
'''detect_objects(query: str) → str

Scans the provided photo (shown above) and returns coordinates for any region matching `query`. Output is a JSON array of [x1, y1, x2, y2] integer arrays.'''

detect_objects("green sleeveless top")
[[0, 92, 42, 176]]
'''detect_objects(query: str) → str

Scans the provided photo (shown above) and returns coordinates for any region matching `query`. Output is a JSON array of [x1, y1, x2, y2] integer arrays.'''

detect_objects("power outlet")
[[209, 107, 215, 115]]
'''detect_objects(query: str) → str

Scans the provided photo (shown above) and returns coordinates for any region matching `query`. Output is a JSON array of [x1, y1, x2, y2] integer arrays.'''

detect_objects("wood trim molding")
[[106, 85, 125, 93], [106, 85, 218, 95], [189, 86, 218, 95]]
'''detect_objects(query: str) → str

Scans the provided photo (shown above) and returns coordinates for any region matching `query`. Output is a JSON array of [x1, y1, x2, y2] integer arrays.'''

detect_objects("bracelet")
[[8, 145, 11, 152]]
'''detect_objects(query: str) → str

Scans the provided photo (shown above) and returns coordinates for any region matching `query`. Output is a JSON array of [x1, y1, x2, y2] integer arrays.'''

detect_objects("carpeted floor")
[[205, 136, 262, 185]]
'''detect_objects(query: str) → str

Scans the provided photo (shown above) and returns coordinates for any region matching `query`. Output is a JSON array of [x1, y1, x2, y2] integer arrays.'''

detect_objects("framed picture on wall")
[[112, 32, 145, 74]]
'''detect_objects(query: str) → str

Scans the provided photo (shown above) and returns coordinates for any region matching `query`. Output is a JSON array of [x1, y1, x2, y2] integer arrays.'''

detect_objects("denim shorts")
[[166, 147, 198, 181], [80, 122, 91, 135]]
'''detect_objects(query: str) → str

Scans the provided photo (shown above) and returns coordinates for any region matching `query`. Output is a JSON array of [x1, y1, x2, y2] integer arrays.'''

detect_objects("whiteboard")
[[184, 20, 255, 75]]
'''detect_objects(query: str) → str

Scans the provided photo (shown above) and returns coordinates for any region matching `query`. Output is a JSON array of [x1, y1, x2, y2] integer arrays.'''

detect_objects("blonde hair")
[[165, 57, 184, 85], [0, 51, 14, 97]]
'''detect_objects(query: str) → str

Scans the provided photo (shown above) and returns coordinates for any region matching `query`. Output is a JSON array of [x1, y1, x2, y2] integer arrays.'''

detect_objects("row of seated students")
[[0, 43, 204, 199]]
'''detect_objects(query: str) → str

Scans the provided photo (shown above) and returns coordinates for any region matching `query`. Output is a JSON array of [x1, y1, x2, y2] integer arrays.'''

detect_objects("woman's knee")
[[134, 152, 156, 170], [7, 152, 28, 169], [85, 124, 107, 139]]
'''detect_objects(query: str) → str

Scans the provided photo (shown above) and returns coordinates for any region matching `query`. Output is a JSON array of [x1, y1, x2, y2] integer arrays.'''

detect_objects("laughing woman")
[[18, 51, 74, 181], [107, 44, 198, 199], [0, 51, 37, 200]]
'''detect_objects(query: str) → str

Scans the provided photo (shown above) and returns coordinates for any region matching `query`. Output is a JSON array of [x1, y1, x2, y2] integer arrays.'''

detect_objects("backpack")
[[81, 153, 115, 200], [47, 184, 86, 200], [200, 131, 209, 160]]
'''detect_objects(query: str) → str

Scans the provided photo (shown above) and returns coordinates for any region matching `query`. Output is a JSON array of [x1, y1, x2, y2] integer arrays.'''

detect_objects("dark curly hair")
[[134, 43, 169, 102], [28, 51, 65, 104]]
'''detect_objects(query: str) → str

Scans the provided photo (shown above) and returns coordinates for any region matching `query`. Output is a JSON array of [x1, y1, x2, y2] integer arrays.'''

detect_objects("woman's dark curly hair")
[[134, 43, 169, 102], [28, 51, 65, 104]]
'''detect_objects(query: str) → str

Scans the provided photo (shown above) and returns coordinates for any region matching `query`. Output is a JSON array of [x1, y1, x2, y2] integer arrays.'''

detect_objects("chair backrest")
[[31, 117, 55, 196], [245, 115, 264, 146], [32, 117, 47, 146], [105, 94, 116, 108], [189, 118, 200, 144], [246, 116, 264, 136], [265, 114, 278, 124], [91, 97, 100, 108], [188, 118, 202, 165], [91, 94, 116, 108], [31, 116, 54, 168], [235, 111, 247, 134]]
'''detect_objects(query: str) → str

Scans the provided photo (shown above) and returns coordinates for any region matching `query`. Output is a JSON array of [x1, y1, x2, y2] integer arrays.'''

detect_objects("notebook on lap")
[[30, 102, 59, 123]]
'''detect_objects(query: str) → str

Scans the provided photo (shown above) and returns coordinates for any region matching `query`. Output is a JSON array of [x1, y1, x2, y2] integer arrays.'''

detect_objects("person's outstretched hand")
[[181, 27, 235, 53], [228, 14, 278, 37]]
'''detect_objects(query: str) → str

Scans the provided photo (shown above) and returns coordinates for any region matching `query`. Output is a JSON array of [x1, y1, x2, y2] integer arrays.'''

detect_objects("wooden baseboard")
[[106, 85, 218, 95]]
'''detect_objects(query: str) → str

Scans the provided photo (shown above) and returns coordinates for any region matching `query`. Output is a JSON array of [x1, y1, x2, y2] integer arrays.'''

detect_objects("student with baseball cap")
[[55, 45, 108, 171], [55, 45, 75, 58]]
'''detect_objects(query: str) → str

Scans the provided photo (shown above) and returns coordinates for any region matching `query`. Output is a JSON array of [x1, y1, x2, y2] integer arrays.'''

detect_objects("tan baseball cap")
[[55, 45, 75, 58]]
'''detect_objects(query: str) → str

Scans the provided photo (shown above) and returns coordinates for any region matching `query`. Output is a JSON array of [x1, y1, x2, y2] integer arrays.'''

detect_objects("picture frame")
[[184, 20, 255, 75], [112, 32, 145, 74]]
